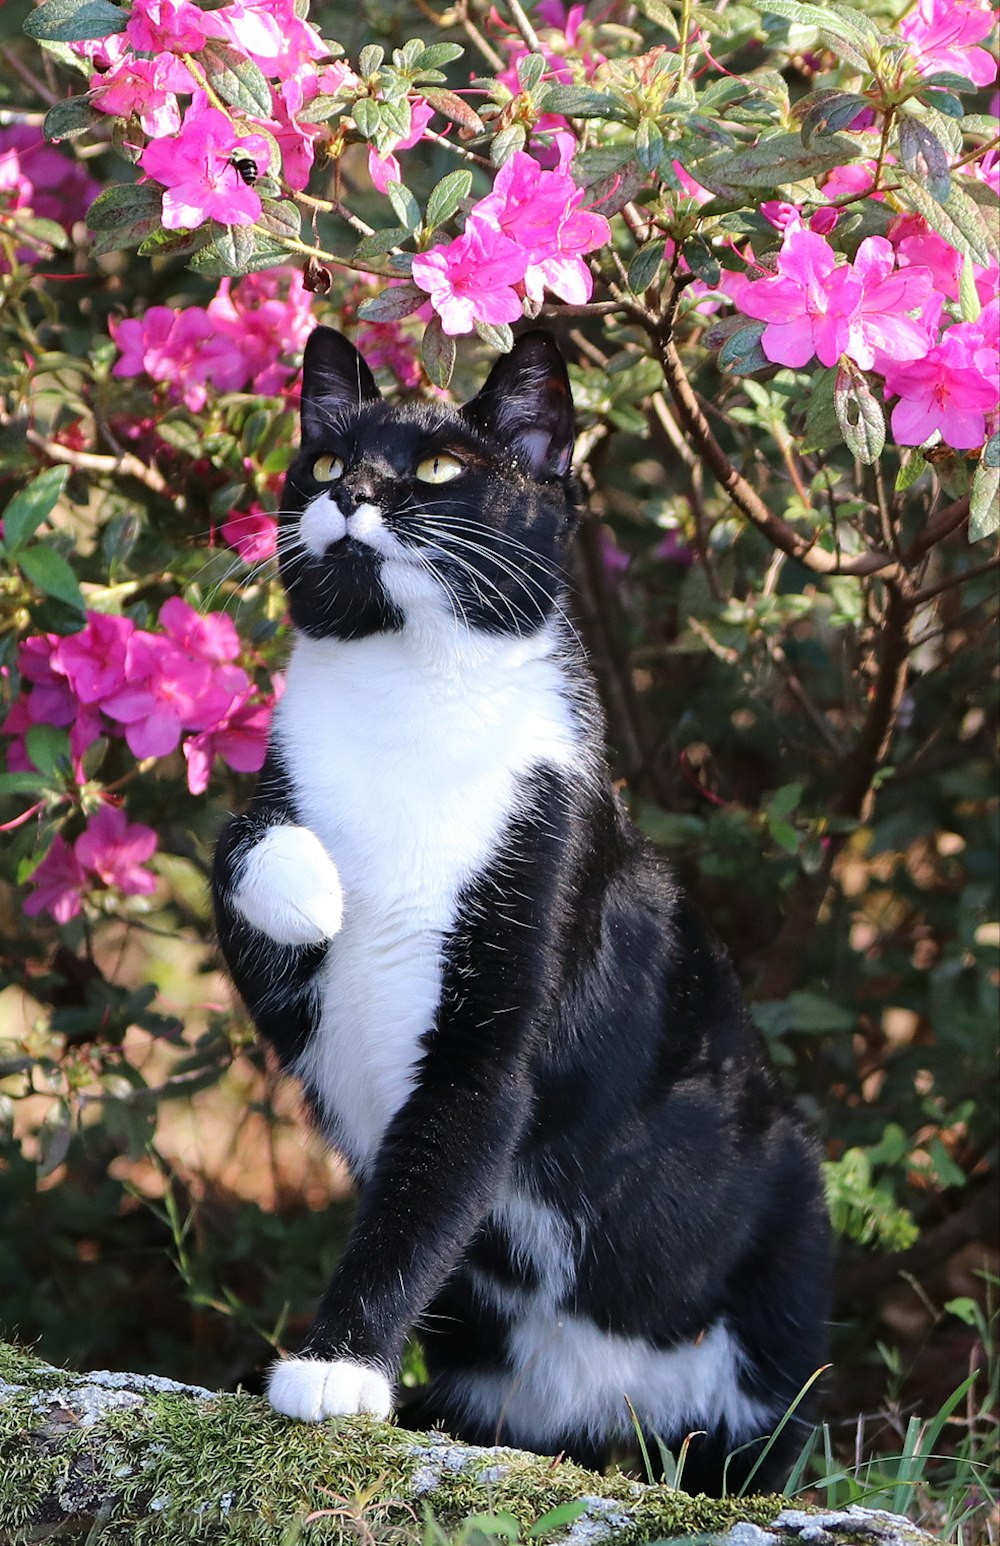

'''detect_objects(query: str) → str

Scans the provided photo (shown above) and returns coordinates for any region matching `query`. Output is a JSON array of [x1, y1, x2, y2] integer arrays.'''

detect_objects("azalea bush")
[[0, 0, 998, 1526]]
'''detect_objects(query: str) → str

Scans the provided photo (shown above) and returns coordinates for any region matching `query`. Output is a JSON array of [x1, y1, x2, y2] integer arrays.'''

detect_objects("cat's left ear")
[[461, 331, 575, 480], [300, 326, 380, 443]]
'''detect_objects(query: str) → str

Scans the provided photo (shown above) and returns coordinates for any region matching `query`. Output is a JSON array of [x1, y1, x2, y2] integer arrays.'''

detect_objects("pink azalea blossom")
[[412, 216, 526, 336], [368, 101, 436, 195], [899, 0, 997, 86], [139, 93, 272, 231], [821, 161, 884, 203], [473, 148, 610, 305], [884, 320, 999, 449], [206, 267, 315, 394], [888, 211, 963, 299], [111, 306, 247, 411], [183, 687, 272, 794], [0, 125, 100, 231], [200, 0, 325, 80], [221, 505, 279, 563], [844, 236, 937, 371], [100, 633, 243, 759], [730, 227, 863, 368], [75, 804, 158, 896], [52, 612, 134, 705], [126, 0, 207, 52], [23, 836, 87, 924], [91, 53, 195, 139], [159, 597, 241, 664]]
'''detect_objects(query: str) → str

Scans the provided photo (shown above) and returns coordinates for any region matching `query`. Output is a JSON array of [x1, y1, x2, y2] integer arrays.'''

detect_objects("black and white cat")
[[212, 326, 829, 1494]]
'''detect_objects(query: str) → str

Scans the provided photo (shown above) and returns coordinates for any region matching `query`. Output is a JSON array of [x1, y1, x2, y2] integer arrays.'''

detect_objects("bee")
[[229, 153, 259, 187]]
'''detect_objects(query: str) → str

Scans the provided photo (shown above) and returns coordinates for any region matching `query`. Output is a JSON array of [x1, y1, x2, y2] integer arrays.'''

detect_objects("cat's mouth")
[[299, 496, 415, 564]]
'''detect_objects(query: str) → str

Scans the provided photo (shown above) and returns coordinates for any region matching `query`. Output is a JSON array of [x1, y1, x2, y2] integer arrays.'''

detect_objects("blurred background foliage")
[[0, 0, 997, 1538]]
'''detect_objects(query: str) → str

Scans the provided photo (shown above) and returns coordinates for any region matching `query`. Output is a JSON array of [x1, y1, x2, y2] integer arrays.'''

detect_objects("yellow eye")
[[312, 454, 344, 483], [415, 453, 464, 485]]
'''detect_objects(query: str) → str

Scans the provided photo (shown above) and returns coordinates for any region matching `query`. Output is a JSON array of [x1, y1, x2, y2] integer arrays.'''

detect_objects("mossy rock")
[[0, 1342, 936, 1546]]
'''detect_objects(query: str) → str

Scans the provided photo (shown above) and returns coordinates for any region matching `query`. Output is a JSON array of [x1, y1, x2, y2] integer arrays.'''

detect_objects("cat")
[[211, 325, 830, 1495]]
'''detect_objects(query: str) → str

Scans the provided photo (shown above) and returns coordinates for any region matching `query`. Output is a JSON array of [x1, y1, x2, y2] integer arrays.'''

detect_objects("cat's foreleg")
[[267, 776, 569, 1424]]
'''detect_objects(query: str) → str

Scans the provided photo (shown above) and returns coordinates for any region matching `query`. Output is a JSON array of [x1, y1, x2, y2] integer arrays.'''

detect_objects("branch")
[[0, 1342, 939, 1546], [25, 428, 173, 499]]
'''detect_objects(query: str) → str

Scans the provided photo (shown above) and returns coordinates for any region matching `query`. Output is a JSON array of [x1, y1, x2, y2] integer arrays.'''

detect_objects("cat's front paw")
[[268, 1357, 393, 1422], [233, 825, 343, 947]]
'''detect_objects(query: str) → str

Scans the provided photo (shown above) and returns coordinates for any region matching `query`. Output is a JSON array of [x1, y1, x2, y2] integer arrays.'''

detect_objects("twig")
[[25, 429, 172, 498], [505, 0, 542, 52], [909, 554, 1000, 606]]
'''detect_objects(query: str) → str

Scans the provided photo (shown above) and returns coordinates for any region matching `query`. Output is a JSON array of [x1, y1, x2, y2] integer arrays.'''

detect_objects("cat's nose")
[[344, 464, 388, 505]]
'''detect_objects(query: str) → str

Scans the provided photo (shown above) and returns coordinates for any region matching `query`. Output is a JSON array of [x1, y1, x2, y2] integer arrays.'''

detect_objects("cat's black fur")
[[212, 326, 829, 1494]]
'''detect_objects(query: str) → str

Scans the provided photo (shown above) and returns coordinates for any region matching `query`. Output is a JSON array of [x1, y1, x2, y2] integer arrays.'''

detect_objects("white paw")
[[233, 825, 343, 947], [268, 1357, 393, 1422]]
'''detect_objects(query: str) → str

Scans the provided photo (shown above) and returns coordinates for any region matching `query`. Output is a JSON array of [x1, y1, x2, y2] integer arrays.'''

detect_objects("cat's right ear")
[[300, 327, 380, 443]]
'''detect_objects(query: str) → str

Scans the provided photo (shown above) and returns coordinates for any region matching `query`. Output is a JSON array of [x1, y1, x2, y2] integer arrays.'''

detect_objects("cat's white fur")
[[233, 824, 343, 947], [269, 1356, 392, 1421]]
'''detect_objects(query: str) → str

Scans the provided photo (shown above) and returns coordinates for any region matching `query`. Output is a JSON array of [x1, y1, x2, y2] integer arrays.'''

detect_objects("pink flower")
[[100, 633, 242, 759], [126, 0, 207, 52], [368, 100, 436, 194], [139, 93, 272, 231], [885, 321, 999, 449], [91, 53, 195, 138], [206, 267, 315, 394], [183, 687, 272, 794], [52, 612, 133, 704], [24, 836, 87, 923], [200, 0, 325, 79], [888, 211, 963, 300], [412, 216, 526, 336], [899, 0, 997, 86], [845, 236, 937, 371], [221, 505, 279, 563], [159, 597, 241, 664], [731, 227, 863, 368], [821, 161, 884, 203], [473, 147, 610, 305], [75, 805, 158, 896], [0, 125, 100, 232], [111, 305, 247, 411]]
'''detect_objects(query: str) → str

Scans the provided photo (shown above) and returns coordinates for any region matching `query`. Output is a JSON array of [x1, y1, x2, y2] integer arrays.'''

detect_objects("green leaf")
[[87, 182, 163, 232], [894, 450, 928, 492], [516, 52, 546, 93], [628, 238, 666, 293], [199, 41, 273, 119], [474, 320, 515, 353], [256, 199, 301, 242], [356, 282, 427, 323], [358, 43, 384, 77], [719, 321, 769, 376], [801, 367, 840, 452], [2, 467, 68, 552], [959, 253, 981, 322], [297, 93, 350, 124], [539, 85, 632, 123], [0, 771, 50, 797], [752, 0, 879, 46], [420, 314, 456, 390], [490, 124, 526, 166], [425, 168, 472, 232], [378, 95, 412, 151], [528, 1502, 590, 1537], [352, 96, 383, 139], [43, 93, 94, 141], [898, 113, 951, 203], [421, 88, 483, 134], [968, 457, 999, 542], [984, 431, 1000, 470], [694, 131, 863, 197], [18, 544, 86, 615], [23, 0, 125, 41], [352, 226, 410, 261], [896, 169, 999, 268], [634, 116, 665, 174], [834, 364, 885, 465], [684, 235, 720, 287], [25, 724, 72, 779], [386, 180, 421, 232], [414, 41, 464, 71], [798, 90, 868, 147]]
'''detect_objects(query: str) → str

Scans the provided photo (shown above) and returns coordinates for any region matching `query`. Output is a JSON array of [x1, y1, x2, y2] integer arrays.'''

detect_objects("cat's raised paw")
[[268, 1357, 393, 1422], [233, 825, 344, 946]]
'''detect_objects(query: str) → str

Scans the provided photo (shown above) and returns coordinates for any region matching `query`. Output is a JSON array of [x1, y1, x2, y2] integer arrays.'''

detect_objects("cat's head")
[[278, 326, 578, 643]]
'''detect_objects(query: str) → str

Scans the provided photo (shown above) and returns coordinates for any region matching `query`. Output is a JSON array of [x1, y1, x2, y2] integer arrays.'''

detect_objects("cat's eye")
[[415, 453, 464, 485], [312, 454, 344, 483]]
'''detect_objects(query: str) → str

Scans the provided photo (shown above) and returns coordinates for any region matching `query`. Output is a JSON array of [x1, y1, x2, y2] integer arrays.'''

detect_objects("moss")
[[0, 1342, 925, 1546]]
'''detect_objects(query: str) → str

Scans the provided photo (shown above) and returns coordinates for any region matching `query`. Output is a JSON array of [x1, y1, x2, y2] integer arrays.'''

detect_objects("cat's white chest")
[[274, 626, 583, 1173]]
